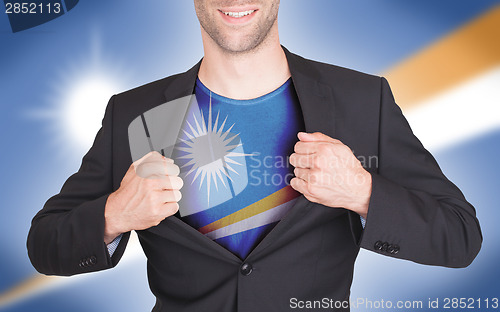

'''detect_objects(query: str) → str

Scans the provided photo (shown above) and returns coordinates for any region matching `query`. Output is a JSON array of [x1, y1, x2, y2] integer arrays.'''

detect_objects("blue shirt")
[[171, 77, 305, 259], [106, 79, 366, 258]]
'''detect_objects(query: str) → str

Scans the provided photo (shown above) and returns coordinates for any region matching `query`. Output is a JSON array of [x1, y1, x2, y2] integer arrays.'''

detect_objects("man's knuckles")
[[137, 151, 172, 164], [312, 155, 325, 168], [165, 176, 184, 190], [160, 190, 182, 203], [135, 162, 180, 178], [316, 143, 332, 155], [165, 202, 179, 215], [290, 177, 320, 199], [306, 183, 321, 198], [143, 175, 183, 189], [308, 169, 322, 184], [148, 200, 179, 218], [151, 203, 179, 221]]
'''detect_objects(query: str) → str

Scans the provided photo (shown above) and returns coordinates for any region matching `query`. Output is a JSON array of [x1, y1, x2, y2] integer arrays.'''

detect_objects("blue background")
[[1, 1, 499, 311]]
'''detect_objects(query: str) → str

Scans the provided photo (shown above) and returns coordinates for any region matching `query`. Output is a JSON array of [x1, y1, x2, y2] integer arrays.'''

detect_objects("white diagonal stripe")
[[205, 198, 299, 240], [405, 65, 500, 152]]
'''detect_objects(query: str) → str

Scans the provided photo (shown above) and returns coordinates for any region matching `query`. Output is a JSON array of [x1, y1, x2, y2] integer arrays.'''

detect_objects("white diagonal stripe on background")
[[205, 198, 299, 240]]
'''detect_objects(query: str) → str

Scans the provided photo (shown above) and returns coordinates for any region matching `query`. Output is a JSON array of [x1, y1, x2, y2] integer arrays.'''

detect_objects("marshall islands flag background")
[[0, 1, 499, 311]]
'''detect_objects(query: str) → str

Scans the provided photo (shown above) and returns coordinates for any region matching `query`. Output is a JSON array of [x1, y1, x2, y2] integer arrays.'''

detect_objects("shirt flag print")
[[172, 77, 306, 259]]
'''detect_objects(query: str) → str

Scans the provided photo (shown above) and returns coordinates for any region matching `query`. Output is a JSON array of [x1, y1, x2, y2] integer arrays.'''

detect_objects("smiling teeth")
[[223, 10, 255, 18]]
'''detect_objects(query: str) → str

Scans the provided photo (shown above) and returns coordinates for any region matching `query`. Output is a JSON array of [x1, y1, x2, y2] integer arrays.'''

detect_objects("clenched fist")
[[289, 132, 372, 219], [104, 151, 183, 244]]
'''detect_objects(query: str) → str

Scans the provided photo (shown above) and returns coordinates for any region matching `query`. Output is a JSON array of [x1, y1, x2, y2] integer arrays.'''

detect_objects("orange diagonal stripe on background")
[[384, 4, 500, 109], [199, 185, 300, 234], [4, 5, 500, 310], [0, 274, 60, 307]]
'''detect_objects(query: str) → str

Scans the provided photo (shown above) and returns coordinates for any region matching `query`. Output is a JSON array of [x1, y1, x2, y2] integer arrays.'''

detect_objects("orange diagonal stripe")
[[384, 4, 500, 109], [0, 274, 60, 307], [199, 185, 300, 234]]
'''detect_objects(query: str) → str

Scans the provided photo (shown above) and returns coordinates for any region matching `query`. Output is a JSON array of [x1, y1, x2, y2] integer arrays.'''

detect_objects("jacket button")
[[374, 241, 383, 250], [79, 259, 87, 267], [387, 244, 395, 254], [89, 256, 97, 265], [381, 242, 389, 252], [240, 263, 253, 276], [392, 245, 400, 254]]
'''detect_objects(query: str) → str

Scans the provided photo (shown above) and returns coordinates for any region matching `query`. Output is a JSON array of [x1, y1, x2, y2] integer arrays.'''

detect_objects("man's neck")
[[198, 30, 291, 100]]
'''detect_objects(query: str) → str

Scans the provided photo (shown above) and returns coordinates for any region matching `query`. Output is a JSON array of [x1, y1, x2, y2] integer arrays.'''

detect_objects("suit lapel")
[[146, 59, 243, 262], [163, 60, 201, 102], [157, 47, 338, 261], [246, 48, 337, 258], [162, 48, 337, 135], [283, 46, 336, 136]]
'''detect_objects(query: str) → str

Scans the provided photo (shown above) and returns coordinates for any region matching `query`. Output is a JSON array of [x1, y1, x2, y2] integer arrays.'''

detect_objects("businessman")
[[27, 1, 482, 311]]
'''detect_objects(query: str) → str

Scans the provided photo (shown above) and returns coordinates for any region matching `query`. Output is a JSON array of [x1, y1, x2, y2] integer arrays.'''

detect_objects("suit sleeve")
[[358, 77, 482, 268], [27, 95, 130, 276]]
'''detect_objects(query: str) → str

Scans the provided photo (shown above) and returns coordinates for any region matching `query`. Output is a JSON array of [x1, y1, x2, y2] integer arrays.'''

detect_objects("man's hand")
[[104, 151, 183, 244], [289, 132, 371, 219]]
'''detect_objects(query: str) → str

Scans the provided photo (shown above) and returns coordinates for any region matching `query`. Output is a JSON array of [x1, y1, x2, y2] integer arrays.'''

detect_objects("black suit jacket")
[[27, 47, 482, 311]]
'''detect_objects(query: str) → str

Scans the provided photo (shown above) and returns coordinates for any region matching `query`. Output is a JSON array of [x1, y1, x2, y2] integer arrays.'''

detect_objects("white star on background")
[[175, 99, 253, 204]]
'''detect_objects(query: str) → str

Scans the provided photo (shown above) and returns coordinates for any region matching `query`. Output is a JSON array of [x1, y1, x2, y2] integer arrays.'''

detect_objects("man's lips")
[[218, 8, 258, 24]]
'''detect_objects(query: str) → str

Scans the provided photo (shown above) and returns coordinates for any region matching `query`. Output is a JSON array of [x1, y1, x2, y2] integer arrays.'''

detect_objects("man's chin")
[[216, 36, 266, 55]]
